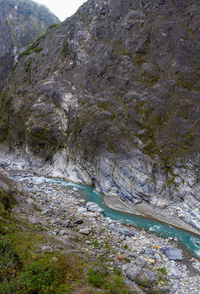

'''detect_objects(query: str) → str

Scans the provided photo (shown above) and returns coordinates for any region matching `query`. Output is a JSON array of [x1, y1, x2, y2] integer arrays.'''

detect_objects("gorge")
[[1, 0, 200, 293], [1, 0, 200, 232]]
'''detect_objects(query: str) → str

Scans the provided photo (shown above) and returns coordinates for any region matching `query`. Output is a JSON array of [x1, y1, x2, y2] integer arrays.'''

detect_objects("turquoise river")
[[13, 175, 200, 259]]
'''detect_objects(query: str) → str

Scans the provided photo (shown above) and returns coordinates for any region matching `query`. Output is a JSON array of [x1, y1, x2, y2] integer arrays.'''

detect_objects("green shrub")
[[105, 274, 128, 294], [157, 267, 167, 276], [93, 240, 101, 248], [18, 255, 63, 293], [0, 236, 21, 285], [48, 23, 59, 29], [87, 268, 106, 287], [33, 47, 43, 53], [0, 191, 15, 215]]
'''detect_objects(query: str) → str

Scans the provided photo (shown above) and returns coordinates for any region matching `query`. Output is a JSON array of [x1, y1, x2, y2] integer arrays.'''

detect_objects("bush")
[[87, 268, 106, 287], [48, 23, 59, 29], [18, 255, 63, 293]]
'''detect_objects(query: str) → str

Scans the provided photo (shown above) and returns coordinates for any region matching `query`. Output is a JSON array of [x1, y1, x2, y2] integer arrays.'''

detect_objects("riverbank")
[[1, 148, 200, 237], [8, 171, 200, 293], [104, 194, 200, 237]]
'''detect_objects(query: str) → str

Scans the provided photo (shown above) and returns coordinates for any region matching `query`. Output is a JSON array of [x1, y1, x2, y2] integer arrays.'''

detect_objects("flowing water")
[[12, 175, 200, 259]]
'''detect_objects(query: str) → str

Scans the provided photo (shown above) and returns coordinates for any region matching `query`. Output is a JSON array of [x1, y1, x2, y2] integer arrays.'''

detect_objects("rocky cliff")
[[1, 0, 200, 229], [0, 0, 59, 90]]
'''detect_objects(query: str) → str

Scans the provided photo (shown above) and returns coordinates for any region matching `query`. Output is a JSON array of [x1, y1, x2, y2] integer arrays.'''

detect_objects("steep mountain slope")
[[1, 0, 200, 228], [0, 0, 59, 90]]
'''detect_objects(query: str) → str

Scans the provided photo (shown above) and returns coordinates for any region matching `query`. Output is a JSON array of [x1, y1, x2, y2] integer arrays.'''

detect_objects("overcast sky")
[[34, 0, 87, 21]]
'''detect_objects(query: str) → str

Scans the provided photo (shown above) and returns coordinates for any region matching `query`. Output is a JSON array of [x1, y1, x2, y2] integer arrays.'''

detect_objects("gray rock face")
[[161, 246, 183, 260], [0, 0, 59, 90], [1, 0, 200, 225]]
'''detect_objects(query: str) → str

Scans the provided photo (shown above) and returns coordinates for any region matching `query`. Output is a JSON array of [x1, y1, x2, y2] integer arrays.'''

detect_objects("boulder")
[[160, 246, 183, 260], [86, 202, 104, 213], [135, 257, 146, 268], [109, 224, 136, 236], [125, 264, 142, 282], [79, 228, 91, 235], [42, 246, 53, 253]]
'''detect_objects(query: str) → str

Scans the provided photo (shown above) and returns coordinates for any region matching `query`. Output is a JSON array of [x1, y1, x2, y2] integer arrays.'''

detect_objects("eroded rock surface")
[[1, 0, 200, 228]]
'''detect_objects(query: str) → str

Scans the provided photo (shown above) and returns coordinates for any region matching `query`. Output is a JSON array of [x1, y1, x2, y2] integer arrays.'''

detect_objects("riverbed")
[[12, 174, 200, 259]]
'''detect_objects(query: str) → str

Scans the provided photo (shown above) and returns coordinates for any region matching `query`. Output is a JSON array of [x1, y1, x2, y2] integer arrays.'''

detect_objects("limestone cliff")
[[1, 0, 200, 229], [0, 0, 59, 90]]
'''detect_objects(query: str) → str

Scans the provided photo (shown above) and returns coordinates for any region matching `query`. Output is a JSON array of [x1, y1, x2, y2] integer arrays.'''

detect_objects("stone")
[[72, 187, 78, 192], [42, 246, 53, 252], [42, 209, 52, 216], [62, 220, 70, 227], [135, 257, 146, 268], [125, 264, 142, 282], [117, 254, 126, 261], [144, 248, 154, 256], [147, 258, 156, 264], [160, 246, 183, 260], [74, 218, 84, 225], [127, 252, 137, 259], [126, 264, 159, 290], [77, 207, 87, 213], [137, 269, 157, 287], [86, 202, 104, 213], [59, 230, 67, 236], [168, 267, 182, 279], [109, 224, 135, 236], [79, 228, 91, 235]]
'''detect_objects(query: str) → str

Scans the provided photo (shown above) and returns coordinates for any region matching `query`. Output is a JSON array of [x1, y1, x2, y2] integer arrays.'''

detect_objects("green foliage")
[[0, 213, 130, 294], [87, 267, 128, 293], [156, 267, 167, 276], [104, 274, 129, 294], [93, 240, 101, 248], [0, 202, 5, 215], [87, 268, 106, 287], [19, 34, 46, 58], [33, 47, 43, 53], [0, 190, 15, 216], [48, 23, 59, 29], [25, 60, 32, 73], [18, 254, 63, 293], [0, 236, 21, 286]]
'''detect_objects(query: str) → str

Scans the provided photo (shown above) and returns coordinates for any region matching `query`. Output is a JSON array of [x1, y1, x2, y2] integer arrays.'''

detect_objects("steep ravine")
[[0, 0, 200, 232]]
